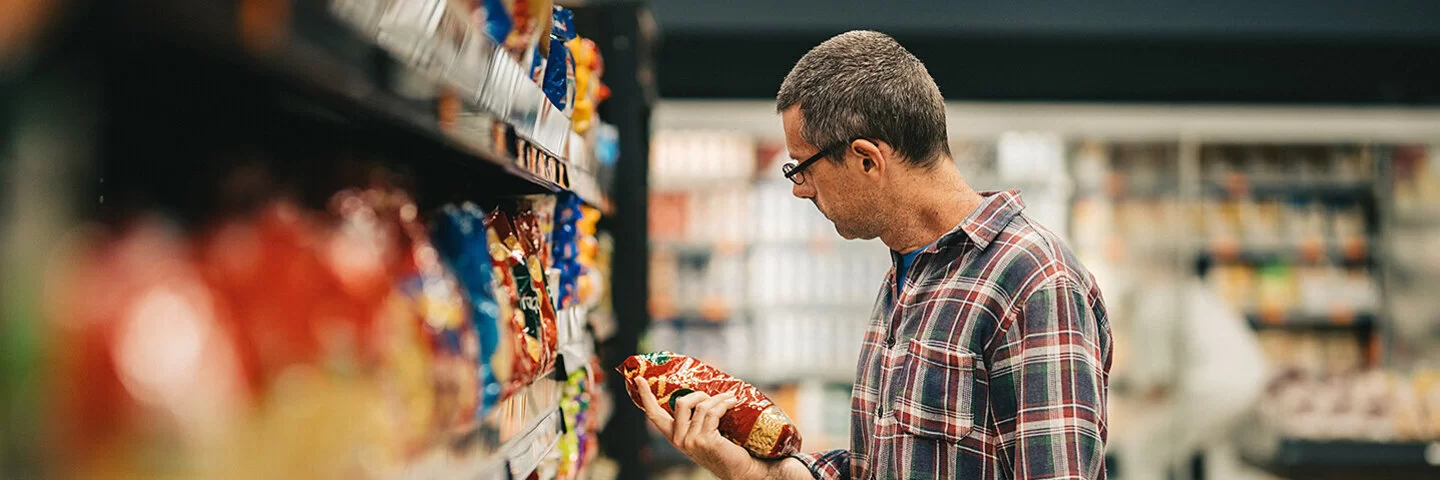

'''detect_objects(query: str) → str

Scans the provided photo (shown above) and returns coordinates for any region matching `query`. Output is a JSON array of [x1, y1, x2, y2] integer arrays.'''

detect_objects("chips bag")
[[618, 352, 802, 458], [486, 209, 558, 393], [432, 203, 514, 418]]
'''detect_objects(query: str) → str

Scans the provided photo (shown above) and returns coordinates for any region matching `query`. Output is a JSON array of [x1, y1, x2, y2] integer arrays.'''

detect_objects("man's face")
[[781, 107, 885, 240]]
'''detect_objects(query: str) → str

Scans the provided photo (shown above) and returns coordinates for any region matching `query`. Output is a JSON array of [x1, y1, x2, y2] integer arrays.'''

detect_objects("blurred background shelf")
[[1245, 312, 1377, 330], [1242, 439, 1440, 480], [1196, 248, 1372, 271], [1203, 181, 1374, 203]]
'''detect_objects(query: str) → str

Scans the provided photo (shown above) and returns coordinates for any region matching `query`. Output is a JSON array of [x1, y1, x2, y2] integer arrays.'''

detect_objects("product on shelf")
[[49, 220, 250, 475], [552, 193, 583, 309], [557, 364, 602, 480], [567, 37, 607, 134], [498, 0, 550, 67], [576, 204, 604, 306], [487, 208, 559, 394], [542, 6, 577, 113], [619, 352, 803, 459], [340, 189, 481, 433], [478, 0, 513, 45], [433, 202, 515, 417]]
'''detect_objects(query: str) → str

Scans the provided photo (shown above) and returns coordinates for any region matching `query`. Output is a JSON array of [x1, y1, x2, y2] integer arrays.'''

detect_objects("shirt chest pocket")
[[893, 338, 986, 444]]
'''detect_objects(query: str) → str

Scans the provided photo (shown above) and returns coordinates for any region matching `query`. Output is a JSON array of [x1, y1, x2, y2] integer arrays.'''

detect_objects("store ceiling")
[[648, 1, 1440, 104]]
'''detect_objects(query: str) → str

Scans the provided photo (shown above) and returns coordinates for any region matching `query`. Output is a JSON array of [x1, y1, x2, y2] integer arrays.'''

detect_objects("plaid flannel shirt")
[[791, 190, 1112, 480]]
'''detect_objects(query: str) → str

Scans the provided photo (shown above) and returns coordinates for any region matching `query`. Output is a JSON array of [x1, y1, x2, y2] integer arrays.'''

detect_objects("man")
[[633, 30, 1112, 479]]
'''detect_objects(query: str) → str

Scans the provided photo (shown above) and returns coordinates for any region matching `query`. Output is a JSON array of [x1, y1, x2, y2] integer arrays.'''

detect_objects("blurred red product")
[[47, 220, 249, 466]]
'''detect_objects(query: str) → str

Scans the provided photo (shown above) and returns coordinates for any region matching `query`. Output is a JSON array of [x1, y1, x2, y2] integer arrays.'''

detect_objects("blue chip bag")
[[433, 203, 508, 417], [543, 7, 578, 111], [551, 193, 583, 308], [480, 0, 512, 45]]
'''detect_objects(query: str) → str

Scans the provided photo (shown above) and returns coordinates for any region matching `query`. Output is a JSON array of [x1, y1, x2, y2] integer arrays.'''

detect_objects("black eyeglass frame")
[[781, 137, 866, 185]]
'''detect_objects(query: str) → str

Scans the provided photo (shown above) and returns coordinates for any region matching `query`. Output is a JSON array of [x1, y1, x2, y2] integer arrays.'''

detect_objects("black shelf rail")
[[1202, 180, 1374, 203], [1245, 438, 1440, 480], [1195, 247, 1372, 272], [1245, 312, 1377, 330]]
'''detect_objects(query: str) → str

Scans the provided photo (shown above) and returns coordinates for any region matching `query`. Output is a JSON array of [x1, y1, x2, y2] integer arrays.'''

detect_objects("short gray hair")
[[776, 31, 949, 168]]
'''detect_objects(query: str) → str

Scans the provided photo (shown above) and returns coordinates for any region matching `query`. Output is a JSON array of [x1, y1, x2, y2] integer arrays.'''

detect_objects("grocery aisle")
[[6, 2, 1440, 480]]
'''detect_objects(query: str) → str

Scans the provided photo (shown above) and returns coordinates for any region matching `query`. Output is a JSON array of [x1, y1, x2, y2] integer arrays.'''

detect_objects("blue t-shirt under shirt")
[[896, 240, 937, 295]]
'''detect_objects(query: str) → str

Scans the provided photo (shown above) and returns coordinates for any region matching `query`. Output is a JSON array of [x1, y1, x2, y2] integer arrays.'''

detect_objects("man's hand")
[[632, 377, 761, 479]]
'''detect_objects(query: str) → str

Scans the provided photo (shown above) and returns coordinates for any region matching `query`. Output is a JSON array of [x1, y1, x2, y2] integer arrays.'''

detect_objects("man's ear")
[[852, 139, 887, 178]]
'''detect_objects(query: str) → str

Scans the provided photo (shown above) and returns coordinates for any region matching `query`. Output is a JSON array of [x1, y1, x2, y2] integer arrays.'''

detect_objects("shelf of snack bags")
[[42, 177, 613, 479], [117, 0, 613, 210], [331, 0, 617, 211]]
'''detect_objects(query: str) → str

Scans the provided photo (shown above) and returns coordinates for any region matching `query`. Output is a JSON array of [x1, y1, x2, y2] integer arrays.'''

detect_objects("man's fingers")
[[670, 391, 710, 445], [632, 377, 673, 436], [686, 393, 735, 449], [698, 394, 737, 436]]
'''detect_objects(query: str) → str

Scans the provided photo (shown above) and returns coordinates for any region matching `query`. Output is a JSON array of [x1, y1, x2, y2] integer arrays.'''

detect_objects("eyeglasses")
[[781, 137, 861, 185]]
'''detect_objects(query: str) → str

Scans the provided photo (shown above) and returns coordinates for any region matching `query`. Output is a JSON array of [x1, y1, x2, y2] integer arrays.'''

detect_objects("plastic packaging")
[[542, 6, 577, 112], [552, 193, 583, 309], [619, 352, 803, 458], [433, 202, 515, 417], [487, 209, 559, 393]]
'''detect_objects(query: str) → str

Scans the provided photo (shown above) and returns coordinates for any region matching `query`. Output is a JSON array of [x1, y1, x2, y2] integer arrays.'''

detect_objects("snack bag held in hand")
[[618, 352, 802, 458]]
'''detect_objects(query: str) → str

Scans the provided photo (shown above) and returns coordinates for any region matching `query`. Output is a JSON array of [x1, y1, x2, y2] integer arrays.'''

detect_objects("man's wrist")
[[728, 456, 810, 480]]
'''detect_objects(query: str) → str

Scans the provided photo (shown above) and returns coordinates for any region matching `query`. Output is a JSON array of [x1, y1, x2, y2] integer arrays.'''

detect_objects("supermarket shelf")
[[397, 448, 508, 480], [503, 409, 564, 480], [1246, 312, 1377, 330], [588, 310, 618, 343], [399, 381, 562, 480], [1203, 180, 1373, 202], [650, 316, 737, 327], [556, 308, 596, 376], [121, 0, 607, 209], [1242, 438, 1440, 479], [1196, 248, 1371, 270]]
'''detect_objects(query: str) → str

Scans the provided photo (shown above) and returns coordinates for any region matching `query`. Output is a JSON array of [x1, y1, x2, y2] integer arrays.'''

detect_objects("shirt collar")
[[930, 190, 1027, 252]]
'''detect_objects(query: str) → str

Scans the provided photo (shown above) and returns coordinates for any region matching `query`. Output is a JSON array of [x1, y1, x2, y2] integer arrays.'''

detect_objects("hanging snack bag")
[[378, 190, 480, 432], [566, 37, 606, 134], [551, 193, 582, 308], [433, 203, 514, 417], [542, 6, 578, 112], [487, 209, 558, 391], [504, 0, 552, 66], [618, 352, 803, 459], [507, 202, 561, 361], [479, 0, 513, 45]]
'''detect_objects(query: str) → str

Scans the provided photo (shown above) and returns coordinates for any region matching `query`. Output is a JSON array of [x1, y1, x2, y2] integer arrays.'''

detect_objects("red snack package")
[[618, 352, 802, 458], [48, 220, 250, 468], [487, 209, 558, 392]]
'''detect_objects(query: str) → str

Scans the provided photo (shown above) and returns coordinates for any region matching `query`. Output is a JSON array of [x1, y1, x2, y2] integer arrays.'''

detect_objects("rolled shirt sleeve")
[[789, 449, 851, 480]]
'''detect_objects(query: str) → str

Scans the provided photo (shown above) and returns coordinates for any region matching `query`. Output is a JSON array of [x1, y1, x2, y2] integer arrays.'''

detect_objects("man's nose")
[[792, 180, 815, 199]]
